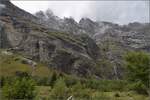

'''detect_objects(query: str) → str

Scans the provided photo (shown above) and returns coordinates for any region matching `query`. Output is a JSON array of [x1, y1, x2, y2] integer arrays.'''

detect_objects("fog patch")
[[11, 1, 149, 24]]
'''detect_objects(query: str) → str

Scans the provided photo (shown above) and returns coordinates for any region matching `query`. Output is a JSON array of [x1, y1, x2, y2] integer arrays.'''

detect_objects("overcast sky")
[[11, 0, 149, 25]]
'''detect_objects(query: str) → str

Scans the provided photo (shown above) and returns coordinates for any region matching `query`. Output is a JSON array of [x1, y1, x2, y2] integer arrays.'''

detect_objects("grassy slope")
[[36, 86, 149, 100], [0, 49, 149, 100], [0, 49, 52, 77]]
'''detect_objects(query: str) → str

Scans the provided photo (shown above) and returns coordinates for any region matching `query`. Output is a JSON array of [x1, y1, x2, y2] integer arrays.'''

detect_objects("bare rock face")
[[0, 1, 101, 77], [35, 10, 149, 79], [35, 10, 150, 52], [0, 21, 11, 48], [97, 23, 150, 52], [0, 0, 37, 22]]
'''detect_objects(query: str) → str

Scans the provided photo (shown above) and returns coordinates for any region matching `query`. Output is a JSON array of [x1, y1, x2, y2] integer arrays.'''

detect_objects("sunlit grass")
[[0, 50, 52, 77], [35, 86, 149, 100]]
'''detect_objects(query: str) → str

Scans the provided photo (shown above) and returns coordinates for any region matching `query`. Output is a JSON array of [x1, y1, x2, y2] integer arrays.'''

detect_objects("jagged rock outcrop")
[[0, 0, 37, 22], [0, 1, 100, 77], [96, 23, 150, 52], [35, 10, 150, 52], [0, 21, 11, 48]]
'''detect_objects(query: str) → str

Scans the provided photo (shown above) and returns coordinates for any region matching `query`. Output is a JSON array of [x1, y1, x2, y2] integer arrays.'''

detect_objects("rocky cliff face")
[[35, 10, 150, 53], [34, 8, 150, 79], [94, 22, 150, 52], [0, 1, 101, 78]]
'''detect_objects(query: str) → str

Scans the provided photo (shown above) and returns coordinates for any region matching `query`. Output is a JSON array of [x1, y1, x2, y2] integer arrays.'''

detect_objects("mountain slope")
[[34, 9, 150, 79], [0, 0, 101, 78]]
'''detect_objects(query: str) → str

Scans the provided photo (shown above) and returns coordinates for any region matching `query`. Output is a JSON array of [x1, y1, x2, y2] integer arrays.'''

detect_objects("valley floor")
[[0, 86, 149, 100], [36, 86, 149, 100]]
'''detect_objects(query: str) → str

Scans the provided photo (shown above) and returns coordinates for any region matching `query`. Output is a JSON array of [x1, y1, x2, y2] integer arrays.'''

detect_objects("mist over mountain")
[[11, 0, 149, 25], [35, 9, 150, 52]]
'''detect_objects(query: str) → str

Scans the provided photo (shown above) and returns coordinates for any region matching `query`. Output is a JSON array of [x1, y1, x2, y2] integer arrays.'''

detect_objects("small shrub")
[[50, 78, 69, 99], [92, 92, 111, 100], [124, 51, 150, 88], [114, 92, 120, 97], [2, 77, 36, 99], [0, 76, 14, 87], [85, 79, 127, 92], [49, 71, 57, 87], [124, 51, 150, 95], [64, 75, 78, 87], [127, 81, 148, 95], [15, 71, 30, 78], [71, 82, 91, 99], [0, 76, 5, 87], [33, 76, 49, 86]]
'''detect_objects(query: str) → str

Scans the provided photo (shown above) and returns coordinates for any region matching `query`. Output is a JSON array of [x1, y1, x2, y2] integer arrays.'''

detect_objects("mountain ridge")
[[35, 10, 150, 52]]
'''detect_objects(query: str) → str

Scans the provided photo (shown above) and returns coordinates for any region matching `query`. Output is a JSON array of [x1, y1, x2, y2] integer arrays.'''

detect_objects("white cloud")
[[11, 1, 50, 13], [11, 0, 149, 24]]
